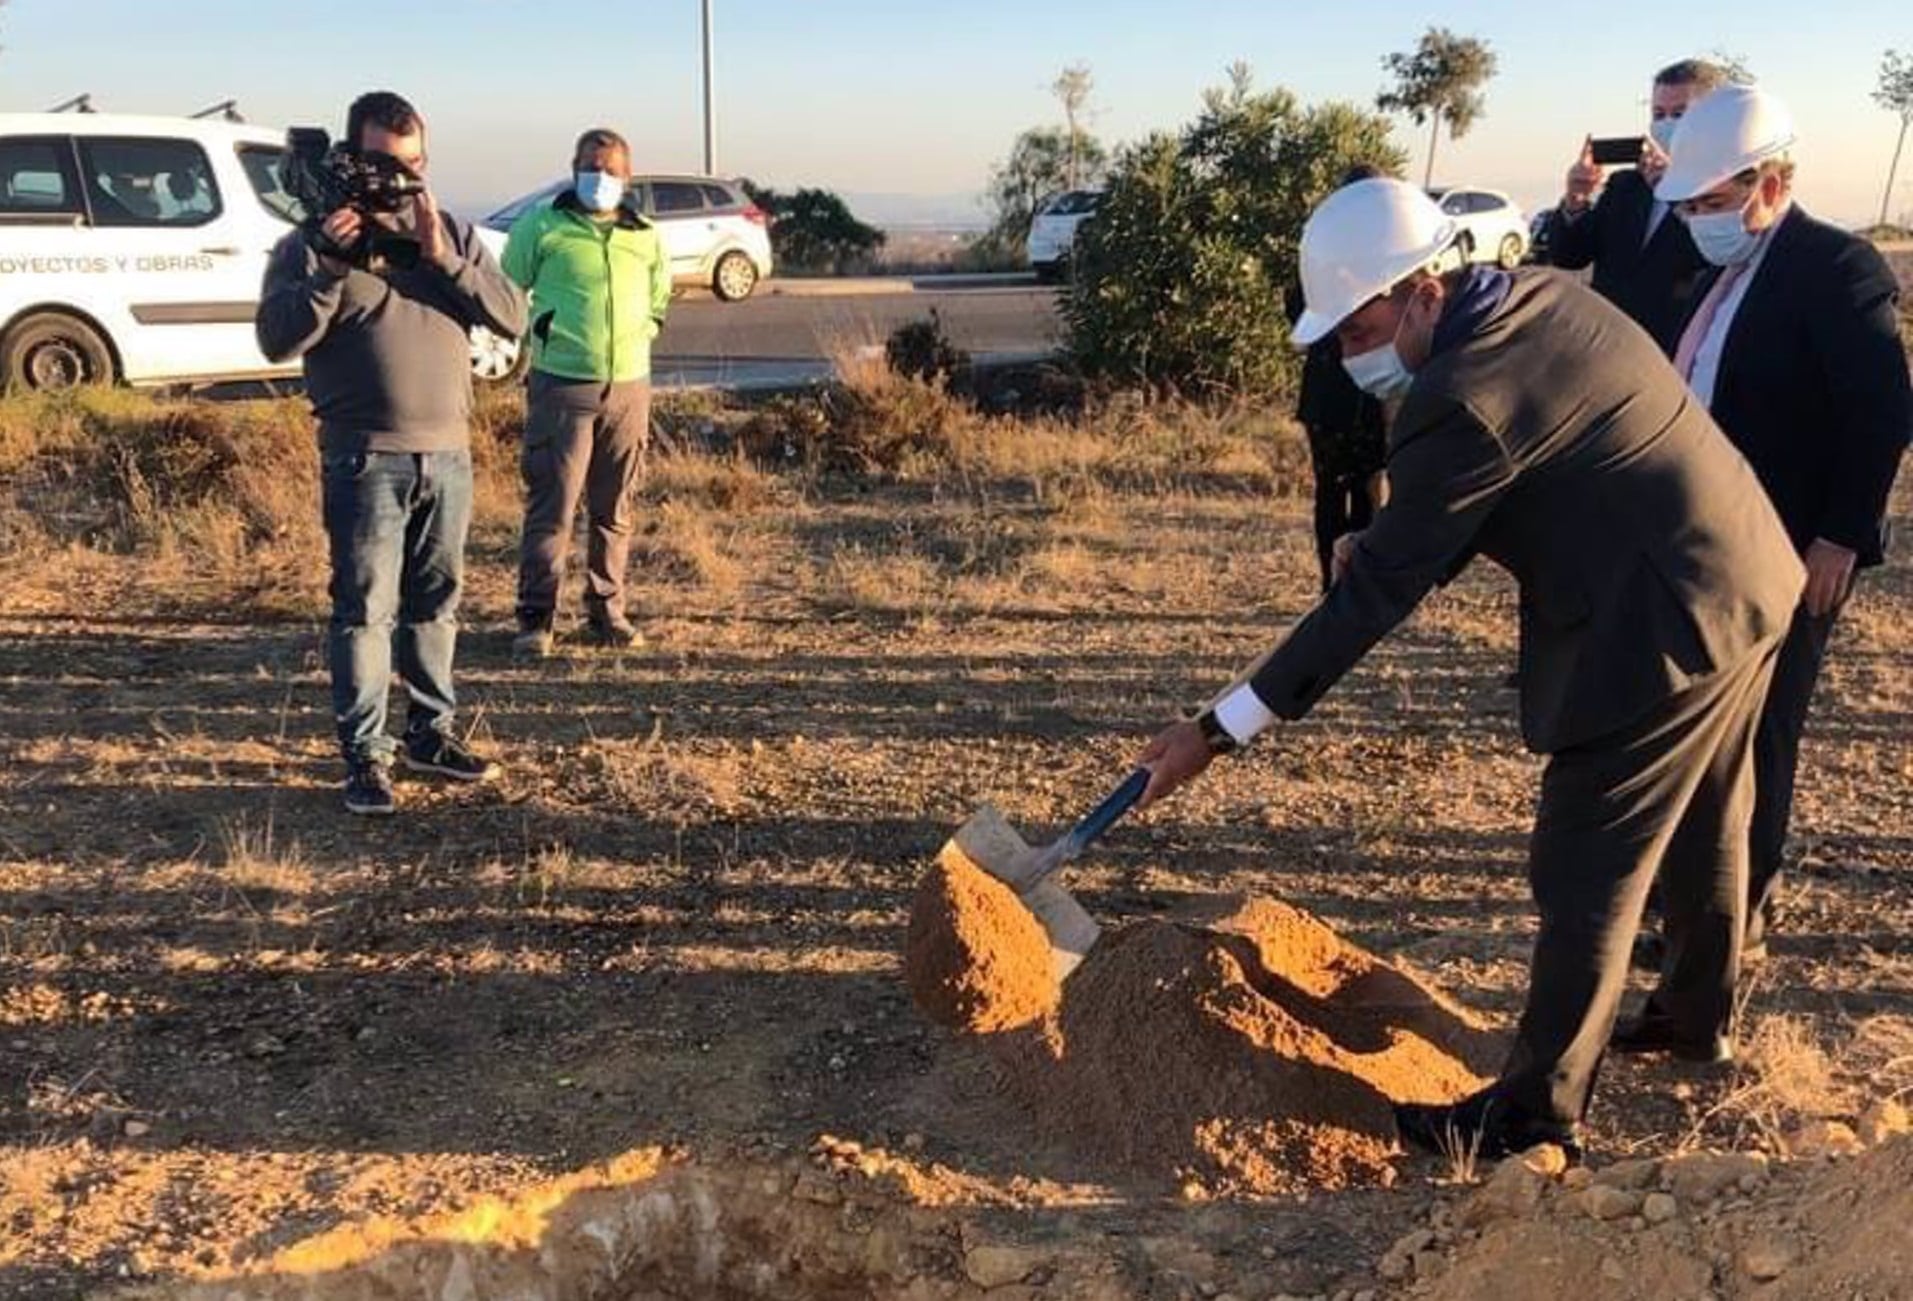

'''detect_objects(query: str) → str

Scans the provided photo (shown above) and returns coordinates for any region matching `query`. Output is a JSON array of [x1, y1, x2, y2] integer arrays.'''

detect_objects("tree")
[[1376, 28, 1498, 187], [739, 181, 885, 275], [1064, 67, 1405, 398], [1876, 50, 1913, 229], [985, 125, 1108, 252], [1053, 63, 1094, 190], [1708, 48, 1757, 85]]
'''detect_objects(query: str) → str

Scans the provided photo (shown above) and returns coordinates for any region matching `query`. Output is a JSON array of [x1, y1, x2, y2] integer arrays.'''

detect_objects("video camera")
[[279, 127, 426, 271]]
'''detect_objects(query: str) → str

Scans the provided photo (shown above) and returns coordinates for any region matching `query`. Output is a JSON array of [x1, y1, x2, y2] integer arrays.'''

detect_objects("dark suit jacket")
[[1548, 168, 1709, 354], [1249, 271, 1804, 754], [1695, 205, 1912, 568]]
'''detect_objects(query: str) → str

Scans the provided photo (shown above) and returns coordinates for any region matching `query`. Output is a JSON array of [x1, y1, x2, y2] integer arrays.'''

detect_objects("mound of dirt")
[[1393, 1129, 1913, 1300], [903, 846, 1058, 1033], [1015, 897, 1495, 1195]]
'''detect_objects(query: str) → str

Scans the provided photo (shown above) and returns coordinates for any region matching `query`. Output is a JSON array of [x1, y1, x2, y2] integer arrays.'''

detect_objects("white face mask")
[[574, 170, 627, 214], [1648, 117, 1681, 155], [1341, 295, 1422, 400], [1683, 197, 1760, 266]]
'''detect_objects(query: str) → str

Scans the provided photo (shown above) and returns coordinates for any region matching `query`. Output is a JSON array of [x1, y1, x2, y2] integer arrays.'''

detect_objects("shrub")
[[1064, 68, 1403, 400], [884, 310, 970, 384]]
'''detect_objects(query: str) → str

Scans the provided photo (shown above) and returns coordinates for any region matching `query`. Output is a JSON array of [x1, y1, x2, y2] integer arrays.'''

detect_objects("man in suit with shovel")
[[1136, 178, 1803, 1159]]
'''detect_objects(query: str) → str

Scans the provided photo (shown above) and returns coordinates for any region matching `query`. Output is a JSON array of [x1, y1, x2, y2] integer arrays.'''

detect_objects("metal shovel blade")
[[944, 803, 1101, 979]]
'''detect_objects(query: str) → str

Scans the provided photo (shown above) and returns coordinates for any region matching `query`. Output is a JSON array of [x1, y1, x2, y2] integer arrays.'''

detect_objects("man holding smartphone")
[[1546, 59, 1727, 351]]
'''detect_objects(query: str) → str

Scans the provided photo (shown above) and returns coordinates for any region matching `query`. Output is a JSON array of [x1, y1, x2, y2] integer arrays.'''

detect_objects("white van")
[[0, 112, 514, 391]]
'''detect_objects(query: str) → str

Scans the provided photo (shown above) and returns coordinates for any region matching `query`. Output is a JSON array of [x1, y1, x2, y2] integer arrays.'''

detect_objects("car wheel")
[[712, 251, 759, 302], [469, 327, 527, 386], [1497, 234, 1525, 270], [1, 311, 116, 393], [1033, 260, 1066, 285]]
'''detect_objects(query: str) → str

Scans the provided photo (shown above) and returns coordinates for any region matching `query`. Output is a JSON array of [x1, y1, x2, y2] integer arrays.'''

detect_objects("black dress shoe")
[[1394, 1087, 1582, 1164], [1609, 1010, 1734, 1064]]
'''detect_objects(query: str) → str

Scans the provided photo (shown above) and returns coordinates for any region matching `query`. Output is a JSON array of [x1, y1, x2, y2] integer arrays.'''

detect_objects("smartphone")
[[1589, 136, 1647, 166]]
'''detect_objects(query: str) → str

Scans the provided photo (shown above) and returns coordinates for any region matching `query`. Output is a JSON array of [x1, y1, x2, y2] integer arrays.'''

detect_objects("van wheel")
[[469, 327, 528, 386], [2, 312, 116, 393], [712, 251, 759, 302]]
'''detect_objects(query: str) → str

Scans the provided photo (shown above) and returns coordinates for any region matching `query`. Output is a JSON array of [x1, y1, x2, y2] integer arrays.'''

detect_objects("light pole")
[[701, 0, 717, 175]]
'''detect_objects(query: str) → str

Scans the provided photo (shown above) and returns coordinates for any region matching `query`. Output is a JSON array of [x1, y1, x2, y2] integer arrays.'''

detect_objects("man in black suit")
[[1547, 59, 1726, 351], [1139, 179, 1803, 1158], [1290, 163, 1390, 592], [1629, 86, 1912, 1003]]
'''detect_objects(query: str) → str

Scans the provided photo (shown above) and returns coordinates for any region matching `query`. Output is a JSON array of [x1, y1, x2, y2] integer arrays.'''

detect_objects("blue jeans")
[[321, 449, 472, 765]]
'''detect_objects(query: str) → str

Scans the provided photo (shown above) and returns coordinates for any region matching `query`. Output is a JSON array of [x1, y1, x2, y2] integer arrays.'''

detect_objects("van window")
[[0, 137, 82, 218], [76, 137, 222, 228], [238, 145, 303, 224], [650, 181, 706, 214]]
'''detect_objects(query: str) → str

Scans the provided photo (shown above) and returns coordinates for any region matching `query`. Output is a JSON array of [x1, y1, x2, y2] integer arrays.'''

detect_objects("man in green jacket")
[[501, 128, 673, 656]]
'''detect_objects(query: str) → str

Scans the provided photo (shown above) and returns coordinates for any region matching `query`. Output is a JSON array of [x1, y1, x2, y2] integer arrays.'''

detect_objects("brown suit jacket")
[[1249, 270, 1804, 754]]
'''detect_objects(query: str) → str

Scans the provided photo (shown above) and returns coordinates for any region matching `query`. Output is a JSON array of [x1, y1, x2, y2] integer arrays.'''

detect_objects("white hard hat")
[[1292, 178, 1458, 346], [1655, 83, 1796, 203]]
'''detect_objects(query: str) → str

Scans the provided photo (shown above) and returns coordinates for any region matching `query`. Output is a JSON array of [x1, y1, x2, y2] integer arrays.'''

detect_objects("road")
[[652, 281, 1062, 388]]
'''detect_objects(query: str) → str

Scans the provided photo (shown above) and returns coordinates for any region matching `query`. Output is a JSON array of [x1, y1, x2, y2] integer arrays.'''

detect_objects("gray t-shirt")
[[257, 213, 527, 454]]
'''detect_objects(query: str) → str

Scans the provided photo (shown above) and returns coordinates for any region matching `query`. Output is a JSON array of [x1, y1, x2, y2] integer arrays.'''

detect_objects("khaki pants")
[[1497, 637, 1780, 1127], [516, 371, 651, 627]]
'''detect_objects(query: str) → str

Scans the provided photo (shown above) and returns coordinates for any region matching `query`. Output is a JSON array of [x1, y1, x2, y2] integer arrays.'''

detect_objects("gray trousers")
[[1498, 638, 1779, 1127], [516, 371, 651, 626], [1746, 603, 1839, 945]]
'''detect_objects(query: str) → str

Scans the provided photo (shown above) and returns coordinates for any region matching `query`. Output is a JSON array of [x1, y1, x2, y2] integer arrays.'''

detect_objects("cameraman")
[[257, 91, 527, 817]]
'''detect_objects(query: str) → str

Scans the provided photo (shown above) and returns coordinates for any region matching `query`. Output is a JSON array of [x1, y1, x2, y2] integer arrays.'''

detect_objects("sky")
[[2, 0, 1909, 227]]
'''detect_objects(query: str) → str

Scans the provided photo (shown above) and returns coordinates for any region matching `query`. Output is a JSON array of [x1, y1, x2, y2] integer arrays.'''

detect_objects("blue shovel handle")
[[1060, 769, 1151, 859]]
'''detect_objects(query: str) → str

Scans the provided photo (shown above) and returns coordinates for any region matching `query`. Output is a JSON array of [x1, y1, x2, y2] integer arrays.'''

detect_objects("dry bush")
[[0, 386, 524, 608], [633, 500, 746, 596], [732, 354, 1308, 501], [218, 817, 313, 899], [1686, 1012, 1854, 1151], [649, 449, 784, 515]]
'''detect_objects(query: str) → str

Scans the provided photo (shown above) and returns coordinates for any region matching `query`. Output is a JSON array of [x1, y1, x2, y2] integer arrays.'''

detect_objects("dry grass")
[[216, 817, 313, 899]]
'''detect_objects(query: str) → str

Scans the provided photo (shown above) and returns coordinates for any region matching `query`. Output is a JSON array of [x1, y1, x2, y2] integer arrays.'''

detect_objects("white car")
[[479, 174, 773, 303], [1025, 189, 1101, 283], [1429, 187, 1529, 269], [0, 111, 522, 392]]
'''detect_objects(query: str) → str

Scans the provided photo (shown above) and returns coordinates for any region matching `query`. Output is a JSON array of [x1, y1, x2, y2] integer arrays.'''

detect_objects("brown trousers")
[[516, 371, 651, 626], [1498, 636, 1780, 1127]]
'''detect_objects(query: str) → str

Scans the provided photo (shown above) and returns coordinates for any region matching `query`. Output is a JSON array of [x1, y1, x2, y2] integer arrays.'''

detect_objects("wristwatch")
[[1194, 708, 1240, 756]]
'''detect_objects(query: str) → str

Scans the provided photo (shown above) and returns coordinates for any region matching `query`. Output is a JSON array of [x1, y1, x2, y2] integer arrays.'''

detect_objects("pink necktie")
[[1673, 262, 1748, 381]]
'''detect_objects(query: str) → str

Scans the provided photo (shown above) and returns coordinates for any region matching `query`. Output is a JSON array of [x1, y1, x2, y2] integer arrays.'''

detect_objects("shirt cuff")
[[1212, 682, 1277, 747]]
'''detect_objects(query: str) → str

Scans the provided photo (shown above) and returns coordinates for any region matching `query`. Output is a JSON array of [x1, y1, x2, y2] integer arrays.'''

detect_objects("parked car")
[[1026, 188, 1102, 283], [479, 174, 772, 304], [1428, 186, 1529, 269], [0, 111, 527, 392]]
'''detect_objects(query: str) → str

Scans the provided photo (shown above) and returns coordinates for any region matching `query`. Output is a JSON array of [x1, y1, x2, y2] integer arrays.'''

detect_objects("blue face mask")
[[1341, 293, 1423, 400], [1648, 117, 1681, 155], [1684, 200, 1759, 267], [1342, 342, 1413, 400], [574, 170, 626, 213]]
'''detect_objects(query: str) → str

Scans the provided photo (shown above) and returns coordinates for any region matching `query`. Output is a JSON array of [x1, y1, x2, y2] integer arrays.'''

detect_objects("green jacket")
[[500, 191, 672, 382]]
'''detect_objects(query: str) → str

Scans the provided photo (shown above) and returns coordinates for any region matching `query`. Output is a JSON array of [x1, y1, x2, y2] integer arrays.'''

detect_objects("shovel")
[[940, 770, 1151, 979]]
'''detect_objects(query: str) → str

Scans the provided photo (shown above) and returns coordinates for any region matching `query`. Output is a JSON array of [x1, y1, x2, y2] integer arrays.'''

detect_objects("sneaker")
[[513, 617, 556, 660], [584, 615, 644, 649], [343, 761, 396, 817], [402, 732, 499, 783]]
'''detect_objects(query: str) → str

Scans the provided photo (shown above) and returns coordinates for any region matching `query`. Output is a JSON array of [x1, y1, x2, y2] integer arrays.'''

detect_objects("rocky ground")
[[2, 376, 1909, 1298]]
